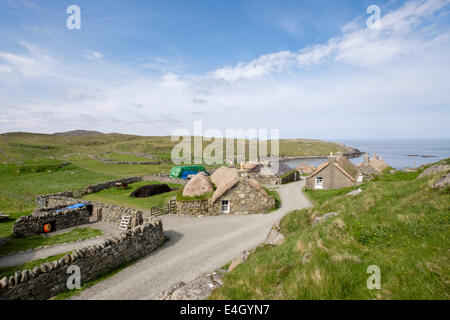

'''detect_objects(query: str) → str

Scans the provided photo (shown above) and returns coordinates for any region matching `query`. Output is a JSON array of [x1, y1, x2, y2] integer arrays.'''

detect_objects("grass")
[[0, 162, 117, 213], [83, 181, 182, 210], [211, 161, 450, 300], [0, 227, 103, 256], [0, 252, 70, 279], [265, 188, 281, 213]]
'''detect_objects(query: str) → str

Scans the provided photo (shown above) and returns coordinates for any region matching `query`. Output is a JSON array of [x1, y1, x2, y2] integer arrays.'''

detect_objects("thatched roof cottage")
[[178, 167, 275, 215]]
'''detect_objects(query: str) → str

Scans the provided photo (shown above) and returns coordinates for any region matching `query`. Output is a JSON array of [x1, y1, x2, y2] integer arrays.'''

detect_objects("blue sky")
[[0, 0, 449, 139]]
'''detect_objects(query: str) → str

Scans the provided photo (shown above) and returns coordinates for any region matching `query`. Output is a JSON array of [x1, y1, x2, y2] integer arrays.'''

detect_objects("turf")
[[211, 163, 450, 300]]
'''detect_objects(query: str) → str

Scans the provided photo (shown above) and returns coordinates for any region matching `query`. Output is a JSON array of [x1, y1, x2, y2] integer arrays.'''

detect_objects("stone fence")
[[176, 199, 211, 216], [91, 202, 143, 228], [35, 194, 143, 229], [12, 205, 91, 237], [0, 218, 164, 300]]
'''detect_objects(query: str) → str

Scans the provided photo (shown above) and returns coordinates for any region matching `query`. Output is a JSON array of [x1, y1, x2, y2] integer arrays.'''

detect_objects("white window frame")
[[221, 200, 230, 213], [315, 177, 323, 189]]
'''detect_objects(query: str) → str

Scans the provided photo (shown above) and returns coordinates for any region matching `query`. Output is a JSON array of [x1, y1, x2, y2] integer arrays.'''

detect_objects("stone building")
[[357, 153, 390, 178], [247, 161, 300, 185], [176, 167, 275, 215], [306, 153, 362, 190]]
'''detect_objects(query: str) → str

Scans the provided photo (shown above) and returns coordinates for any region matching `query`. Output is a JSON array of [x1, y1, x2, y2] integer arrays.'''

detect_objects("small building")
[[358, 153, 389, 178], [248, 161, 300, 185], [177, 167, 275, 215], [306, 153, 361, 190]]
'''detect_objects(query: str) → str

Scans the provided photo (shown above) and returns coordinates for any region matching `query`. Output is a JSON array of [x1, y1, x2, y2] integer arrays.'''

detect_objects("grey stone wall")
[[36, 192, 76, 208], [142, 174, 187, 185], [91, 202, 143, 228], [84, 176, 144, 194], [0, 218, 164, 300], [176, 199, 211, 216], [12, 206, 91, 237]]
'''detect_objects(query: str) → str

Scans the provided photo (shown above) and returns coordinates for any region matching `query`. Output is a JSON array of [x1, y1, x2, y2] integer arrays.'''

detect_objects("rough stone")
[[228, 251, 249, 272], [347, 188, 362, 196], [313, 212, 339, 226], [433, 173, 450, 189], [265, 222, 285, 246]]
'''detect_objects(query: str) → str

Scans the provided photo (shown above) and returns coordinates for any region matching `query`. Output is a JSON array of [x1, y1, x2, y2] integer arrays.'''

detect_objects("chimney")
[[364, 153, 370, 165], [328, 152, 336, 163]]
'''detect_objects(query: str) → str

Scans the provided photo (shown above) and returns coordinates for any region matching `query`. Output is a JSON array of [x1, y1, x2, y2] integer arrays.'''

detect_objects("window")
[[315, 177, 323, 189], [221, 200, 230, 213]]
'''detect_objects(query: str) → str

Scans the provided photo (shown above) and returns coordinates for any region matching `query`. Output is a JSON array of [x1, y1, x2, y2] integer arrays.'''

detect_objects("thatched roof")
[[210, 166, 272, 203], [211, 167, 239, 203], [182, 173, 214, 197]]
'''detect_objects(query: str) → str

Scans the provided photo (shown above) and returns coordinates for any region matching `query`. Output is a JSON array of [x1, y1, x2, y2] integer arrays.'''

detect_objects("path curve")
[[71, 179, 312, 300]]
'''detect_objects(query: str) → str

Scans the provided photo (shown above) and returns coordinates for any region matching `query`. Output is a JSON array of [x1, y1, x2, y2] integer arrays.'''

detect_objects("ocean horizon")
[[286, 138, 450, 170]]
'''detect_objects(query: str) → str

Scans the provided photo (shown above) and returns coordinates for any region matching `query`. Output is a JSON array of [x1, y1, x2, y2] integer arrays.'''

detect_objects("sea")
[[286, 139, 450, 170]]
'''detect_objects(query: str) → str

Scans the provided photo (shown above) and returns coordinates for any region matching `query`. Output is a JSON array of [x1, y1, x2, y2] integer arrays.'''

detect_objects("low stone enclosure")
[[12, 204, 92, 237], [0, 217, 164, 300]]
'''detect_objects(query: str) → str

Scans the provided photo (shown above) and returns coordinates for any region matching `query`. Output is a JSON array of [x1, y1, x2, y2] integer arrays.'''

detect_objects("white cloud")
[[86, 51, 103, 60], [0, 0, 449, 138]]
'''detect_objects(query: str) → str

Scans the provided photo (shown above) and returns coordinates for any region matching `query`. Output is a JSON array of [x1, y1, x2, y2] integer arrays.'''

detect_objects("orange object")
[[43, 223, 52, 233]]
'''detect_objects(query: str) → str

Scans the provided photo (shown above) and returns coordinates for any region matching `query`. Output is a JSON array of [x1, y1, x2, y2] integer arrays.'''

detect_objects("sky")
[[0, 0, 449, 139]]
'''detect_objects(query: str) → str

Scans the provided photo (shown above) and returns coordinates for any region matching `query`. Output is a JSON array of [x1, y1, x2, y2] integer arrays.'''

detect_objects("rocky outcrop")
[[418, 163, 450, 179], [347, 188, 362, 196], [312, 212, 339, 226], [265, 221, 285, 246], [228, 251, 250, 272], [160, 270, 226, 300], [433, 173, 450, 189]]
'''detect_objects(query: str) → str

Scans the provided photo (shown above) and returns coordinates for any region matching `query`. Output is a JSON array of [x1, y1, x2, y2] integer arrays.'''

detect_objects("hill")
[[211, 160, 449, 299], [53, 130, 104, 137]]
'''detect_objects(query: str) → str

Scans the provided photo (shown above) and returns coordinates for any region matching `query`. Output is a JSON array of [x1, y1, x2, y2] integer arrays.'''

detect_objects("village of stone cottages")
[[1, 148, 447, 301]]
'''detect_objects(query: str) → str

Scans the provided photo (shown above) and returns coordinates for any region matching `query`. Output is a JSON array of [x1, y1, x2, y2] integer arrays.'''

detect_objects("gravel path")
[[71, 179, 312, 300]]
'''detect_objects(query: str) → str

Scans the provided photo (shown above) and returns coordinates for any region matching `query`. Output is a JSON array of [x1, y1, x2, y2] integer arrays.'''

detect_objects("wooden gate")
[[151, 200, 176, 216]]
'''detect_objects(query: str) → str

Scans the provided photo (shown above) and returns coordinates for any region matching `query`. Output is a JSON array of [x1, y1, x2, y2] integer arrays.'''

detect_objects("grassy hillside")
[[211, 162, 449, 300], [0, 132, 352, 165]]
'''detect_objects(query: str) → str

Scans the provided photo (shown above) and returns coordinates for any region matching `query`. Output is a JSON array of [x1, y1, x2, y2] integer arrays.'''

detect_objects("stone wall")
[[12, 206, 91, 237], [36, 192, 76, 208], [281, 170, 301, 184], [142, 174, 187, 185], [91, 202, 143, 228], [176, 199, 211, 216], [0, 218, 164, 300], [84, 176, 144, 194]]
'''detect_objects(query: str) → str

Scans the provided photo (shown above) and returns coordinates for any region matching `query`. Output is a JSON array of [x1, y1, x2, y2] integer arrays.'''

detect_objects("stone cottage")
[[177, 167, 275, 215], [357, 153, 390, 178], [306, 153, 362, 190], [247, 161, 300, 185], [296, 162, 317, 175]]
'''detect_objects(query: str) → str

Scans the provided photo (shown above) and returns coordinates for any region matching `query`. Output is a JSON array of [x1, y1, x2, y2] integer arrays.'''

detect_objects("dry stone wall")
[[91, 202, 143, 228], [12, 206, 91, 237], [176, 199, 211, 216], [0, 218, 164, 300]]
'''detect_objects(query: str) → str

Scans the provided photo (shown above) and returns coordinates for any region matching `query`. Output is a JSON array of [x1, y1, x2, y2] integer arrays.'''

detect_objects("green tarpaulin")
[[170, 165, 206, 178]]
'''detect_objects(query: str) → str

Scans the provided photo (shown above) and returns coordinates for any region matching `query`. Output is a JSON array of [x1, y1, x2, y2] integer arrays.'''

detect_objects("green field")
[[0, 131, 351, 215], [83, 181, 182, 210], [211, 161, 450, 300]]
